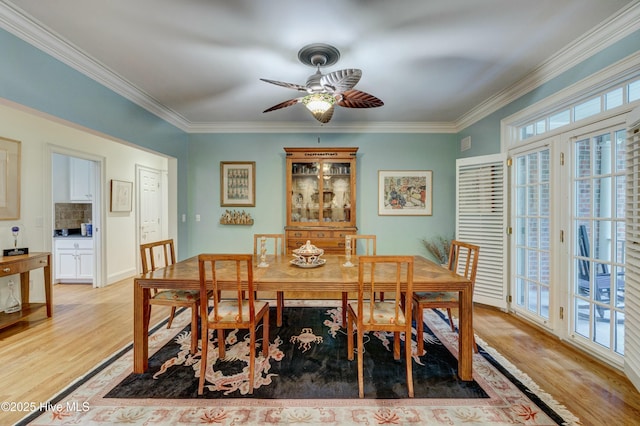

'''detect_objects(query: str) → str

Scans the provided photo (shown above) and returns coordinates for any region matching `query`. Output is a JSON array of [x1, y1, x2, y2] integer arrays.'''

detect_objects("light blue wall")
[[0, 28, 191, 258], [187, 133, 457, 258], [2, 24, 637, 261], [457, 28, 640, 157]]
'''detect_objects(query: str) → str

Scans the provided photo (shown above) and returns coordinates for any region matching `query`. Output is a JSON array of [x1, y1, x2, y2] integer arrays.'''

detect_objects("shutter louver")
[[625, 107, 640, 392], [456, 154, 508, 309]]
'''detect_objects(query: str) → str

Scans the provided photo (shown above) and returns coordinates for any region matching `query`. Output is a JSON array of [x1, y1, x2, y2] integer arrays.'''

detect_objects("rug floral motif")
[[19, 301, 580, 425]]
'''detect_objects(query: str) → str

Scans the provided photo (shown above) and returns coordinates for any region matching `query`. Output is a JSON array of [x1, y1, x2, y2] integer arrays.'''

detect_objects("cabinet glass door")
[[290, 161, 320, 224], [322, 161, 352, 223]]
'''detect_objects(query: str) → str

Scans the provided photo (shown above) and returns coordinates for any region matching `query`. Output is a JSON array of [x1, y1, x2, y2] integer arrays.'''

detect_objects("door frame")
[[46, 145, 105, 287]]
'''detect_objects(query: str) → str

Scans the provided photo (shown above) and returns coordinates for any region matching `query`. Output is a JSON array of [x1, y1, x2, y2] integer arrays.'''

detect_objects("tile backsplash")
[[55, 203, 92, 229]]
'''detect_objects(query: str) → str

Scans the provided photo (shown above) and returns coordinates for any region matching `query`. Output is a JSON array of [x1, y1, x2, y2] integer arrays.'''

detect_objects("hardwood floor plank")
[[1, 280, 639, 425]]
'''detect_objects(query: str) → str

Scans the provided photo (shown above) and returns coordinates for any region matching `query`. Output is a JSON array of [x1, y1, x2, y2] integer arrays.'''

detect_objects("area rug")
[[19, 301, 580, 425]]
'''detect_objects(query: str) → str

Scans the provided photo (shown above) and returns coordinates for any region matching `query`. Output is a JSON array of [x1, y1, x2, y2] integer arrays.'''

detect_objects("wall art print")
[[220, 161, 255, 207], [0, 137, 21, 220], [378, 170, 432, 216]]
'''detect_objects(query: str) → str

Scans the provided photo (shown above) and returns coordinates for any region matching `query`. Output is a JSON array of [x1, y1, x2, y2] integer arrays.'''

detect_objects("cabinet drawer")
[[309, 230, 331, 239], [55, 239, 92, 250], [287, 230, 309, 239], [0, 255, 49, 276]]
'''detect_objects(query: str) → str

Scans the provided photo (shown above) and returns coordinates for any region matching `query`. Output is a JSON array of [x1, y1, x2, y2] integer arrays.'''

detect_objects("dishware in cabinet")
[[284, 147, 357, 253]]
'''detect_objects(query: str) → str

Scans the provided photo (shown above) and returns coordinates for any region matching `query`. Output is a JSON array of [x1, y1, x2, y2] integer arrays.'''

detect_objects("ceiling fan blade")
[[309, 105, 335, 123], [336, 90, 384, 108], [260, 78, 307, 92], [263, 98, 302, 113], [320, 69, 362, 93]]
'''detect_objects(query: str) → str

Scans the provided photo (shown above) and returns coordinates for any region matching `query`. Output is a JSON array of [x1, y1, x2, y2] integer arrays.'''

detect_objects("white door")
[[138, 166, 165, 271]]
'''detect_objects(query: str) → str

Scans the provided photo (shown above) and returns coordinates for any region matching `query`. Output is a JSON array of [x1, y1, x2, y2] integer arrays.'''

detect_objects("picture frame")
[[378, 170, 432, 216], [0, 137, 21, 220], [220, 161, 255, 207], [110, 179, 133, 212]]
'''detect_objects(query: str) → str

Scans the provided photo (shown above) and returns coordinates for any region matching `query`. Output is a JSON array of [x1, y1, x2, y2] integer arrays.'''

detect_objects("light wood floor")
[[1, 279, 639, 425]]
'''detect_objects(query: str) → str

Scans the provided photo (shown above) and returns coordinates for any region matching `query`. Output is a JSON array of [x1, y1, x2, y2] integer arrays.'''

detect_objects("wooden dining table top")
[[133, 254, 475, 381], [135, 254, 471, 293]]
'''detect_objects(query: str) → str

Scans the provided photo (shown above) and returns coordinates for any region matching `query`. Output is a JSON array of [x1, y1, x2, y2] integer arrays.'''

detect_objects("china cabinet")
[[284, 147, 357, 253]]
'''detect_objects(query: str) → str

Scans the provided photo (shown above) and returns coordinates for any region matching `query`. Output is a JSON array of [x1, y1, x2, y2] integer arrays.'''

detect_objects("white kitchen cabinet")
[[55, 238, 93, 283], [69, 157, 94, 202]]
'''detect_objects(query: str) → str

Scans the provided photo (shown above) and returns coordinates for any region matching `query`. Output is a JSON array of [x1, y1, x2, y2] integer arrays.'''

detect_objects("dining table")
[[133, 254, 475, 381]]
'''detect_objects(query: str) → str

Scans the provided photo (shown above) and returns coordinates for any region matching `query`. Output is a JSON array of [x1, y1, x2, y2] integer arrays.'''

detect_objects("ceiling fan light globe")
[[302, 93, 335, 114]]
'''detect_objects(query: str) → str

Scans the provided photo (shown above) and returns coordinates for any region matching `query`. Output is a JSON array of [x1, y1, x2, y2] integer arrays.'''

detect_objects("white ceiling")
[[1, 0, 638, 132]]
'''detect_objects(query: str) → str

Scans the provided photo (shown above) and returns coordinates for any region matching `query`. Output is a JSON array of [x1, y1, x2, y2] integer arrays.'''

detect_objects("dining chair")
[[197, 253, 270, 395], [347, 255, 414, 398], [253, 233, 286, 325], [413, 240, 479, 356], [341, 234, 377, 325], [140, 239, 199, 354]]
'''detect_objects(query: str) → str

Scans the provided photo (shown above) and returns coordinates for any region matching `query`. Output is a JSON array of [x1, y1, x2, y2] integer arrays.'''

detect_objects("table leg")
[[458, 288, 473, 381], [43, 259, 53, 317], [133, 281, 150, 373], [277, 291, 284, 327], [20, 271, 30, 308]]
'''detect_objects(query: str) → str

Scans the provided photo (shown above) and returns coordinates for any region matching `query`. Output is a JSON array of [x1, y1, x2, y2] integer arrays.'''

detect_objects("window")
[[518, 76, 640, 141]]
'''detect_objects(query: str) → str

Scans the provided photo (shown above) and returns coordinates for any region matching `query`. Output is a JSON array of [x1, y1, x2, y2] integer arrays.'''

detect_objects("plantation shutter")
[[456, 153, 508, 309], [625, 106, 640, 392]]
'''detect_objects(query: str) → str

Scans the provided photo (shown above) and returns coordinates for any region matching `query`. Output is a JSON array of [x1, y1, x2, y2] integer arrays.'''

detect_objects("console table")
[[0, 252, 52, 330]]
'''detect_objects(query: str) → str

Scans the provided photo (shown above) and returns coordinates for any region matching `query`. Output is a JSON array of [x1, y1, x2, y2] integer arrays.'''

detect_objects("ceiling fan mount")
[[297, 43, 340, 68], [260, 43, 383, 124]]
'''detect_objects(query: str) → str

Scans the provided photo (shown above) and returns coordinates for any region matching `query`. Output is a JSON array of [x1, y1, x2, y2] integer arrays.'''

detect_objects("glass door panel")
[[322, 161, 352, 223], [290, 161, 320, 224], [571, 128, 625, 357], [512, 148, 551, 322]]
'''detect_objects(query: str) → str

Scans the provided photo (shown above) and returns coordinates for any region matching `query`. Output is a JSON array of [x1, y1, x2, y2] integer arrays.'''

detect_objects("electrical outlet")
[[195, 214, 201, 222]]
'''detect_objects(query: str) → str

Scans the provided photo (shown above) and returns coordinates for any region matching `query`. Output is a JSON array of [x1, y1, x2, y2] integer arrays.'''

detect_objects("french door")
[[568, 120, 626, 359], [511, 143, 553, 325], [509, 117, 626, 364]]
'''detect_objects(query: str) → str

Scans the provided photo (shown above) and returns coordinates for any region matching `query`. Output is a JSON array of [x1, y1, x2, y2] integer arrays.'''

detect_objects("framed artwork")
[[0, 137, 21, 220], [110, 179, 133, 212], [220, 161, 255, 207], [378, 170, 432, 216]]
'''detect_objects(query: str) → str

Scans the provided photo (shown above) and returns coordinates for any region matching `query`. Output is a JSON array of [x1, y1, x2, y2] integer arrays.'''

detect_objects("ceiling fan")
[[260, 43, 383, 123]]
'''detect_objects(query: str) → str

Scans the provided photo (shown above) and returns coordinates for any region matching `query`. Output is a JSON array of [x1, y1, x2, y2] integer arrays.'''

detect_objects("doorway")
[[51, 150, 103, 287]]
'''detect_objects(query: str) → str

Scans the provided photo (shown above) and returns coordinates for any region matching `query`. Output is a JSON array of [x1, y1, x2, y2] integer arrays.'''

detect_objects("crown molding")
[[187, 121, 458, 134], [455, 1, 640, 132], [1, 1, 638, 135], [0, 1, 191, 131]]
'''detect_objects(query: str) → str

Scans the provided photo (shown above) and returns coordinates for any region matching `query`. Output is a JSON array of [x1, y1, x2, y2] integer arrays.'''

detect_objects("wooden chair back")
[[253, 233, 285, 256], [198, 253, 256, 325], [140, 239, 176, 274], [357, 255, 413, 327], [447, 240, 480, 288], [348, 234, 377, 256], [197, 253, 269, 395], [348, 254, 414, 398]]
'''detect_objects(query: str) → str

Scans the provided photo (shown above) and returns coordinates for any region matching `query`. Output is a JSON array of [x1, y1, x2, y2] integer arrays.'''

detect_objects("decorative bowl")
[[292, 240, 325, 265]]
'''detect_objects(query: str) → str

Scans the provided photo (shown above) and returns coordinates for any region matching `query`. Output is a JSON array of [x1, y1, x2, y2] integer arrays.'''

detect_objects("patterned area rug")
[[20, 301, 579, 425]]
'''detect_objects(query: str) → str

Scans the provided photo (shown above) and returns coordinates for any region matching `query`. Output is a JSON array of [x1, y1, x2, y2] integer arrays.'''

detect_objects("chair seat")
[[348, 301, 407, 325], [414, 291, 458, 303], [209, 300, 269, 323], [151, 289, 200, 302]]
